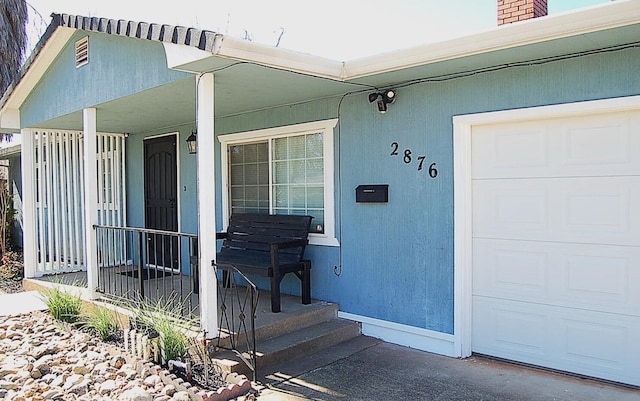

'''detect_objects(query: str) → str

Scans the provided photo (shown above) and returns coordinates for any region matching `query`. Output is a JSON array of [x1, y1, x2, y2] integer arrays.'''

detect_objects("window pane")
[[244, 163, 258, 185], [288, 135, 305, 158], [289, 186, 306, 208], [229, 141, 269, 215], [273, 138, 288, 160], [274, 186, 288, 207], [244, 143, 259, 163], [273, 161, 288, 184], [257, 142, 268, 161], [231, 164, 244, 185], [270, 133, 325, 225], [306, 133, 323, 158], [230, 145, 243, 164], [258, 162, 269, 184], [290, 160, 305, 184], [231, 186, 244, 201], [306, 159, 323, 183], [307, 186, 324, 208]]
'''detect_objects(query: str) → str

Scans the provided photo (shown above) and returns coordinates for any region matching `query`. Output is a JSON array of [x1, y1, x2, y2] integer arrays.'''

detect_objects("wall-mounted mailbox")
[[356, 184, 389, 203]]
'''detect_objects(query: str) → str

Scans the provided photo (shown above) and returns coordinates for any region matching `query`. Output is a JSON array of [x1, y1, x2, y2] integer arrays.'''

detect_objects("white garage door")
[[471, 110, 640, 385]]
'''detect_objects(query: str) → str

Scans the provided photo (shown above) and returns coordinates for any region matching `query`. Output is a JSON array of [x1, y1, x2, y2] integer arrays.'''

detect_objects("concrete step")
[[212, 317, 361, 376], [253, 301, 340, 342], [215, 301, 340, 349]]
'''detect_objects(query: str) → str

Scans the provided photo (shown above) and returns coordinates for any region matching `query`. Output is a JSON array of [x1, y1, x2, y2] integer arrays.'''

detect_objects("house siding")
[[79, 41, 638, 334], [20, 31, 190, 128], [210, 47, 639, 334]]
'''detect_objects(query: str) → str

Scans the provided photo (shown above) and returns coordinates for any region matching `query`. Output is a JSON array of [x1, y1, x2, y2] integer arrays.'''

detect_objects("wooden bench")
[[213, 214, 313, 313]]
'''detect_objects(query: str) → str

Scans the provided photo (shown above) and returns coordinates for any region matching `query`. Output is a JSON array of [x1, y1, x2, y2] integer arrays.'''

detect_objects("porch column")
[[83, 108, 99, 297], [21, 129, 37, 278], [197, 73, 218, 335]]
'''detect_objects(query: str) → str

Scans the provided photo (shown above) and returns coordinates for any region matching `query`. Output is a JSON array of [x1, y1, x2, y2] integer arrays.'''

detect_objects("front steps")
[[209, 301, 361, 377]]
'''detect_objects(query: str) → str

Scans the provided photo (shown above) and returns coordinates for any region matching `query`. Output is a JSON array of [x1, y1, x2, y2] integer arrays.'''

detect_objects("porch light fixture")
[[186, 131, 197, 154], [368, 89, 397, 114]]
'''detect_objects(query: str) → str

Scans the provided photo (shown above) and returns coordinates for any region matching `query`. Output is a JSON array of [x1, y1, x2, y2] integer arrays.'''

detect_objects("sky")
[[1, 0, 617, 148], [24, 0, 615, 61]]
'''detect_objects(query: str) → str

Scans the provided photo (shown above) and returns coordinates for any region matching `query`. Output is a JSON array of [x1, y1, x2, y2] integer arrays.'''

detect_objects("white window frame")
[[219, 118, 339, 247]]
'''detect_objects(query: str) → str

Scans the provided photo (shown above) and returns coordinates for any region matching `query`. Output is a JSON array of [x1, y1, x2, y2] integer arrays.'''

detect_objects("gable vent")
[[75, 37, 89, 67]]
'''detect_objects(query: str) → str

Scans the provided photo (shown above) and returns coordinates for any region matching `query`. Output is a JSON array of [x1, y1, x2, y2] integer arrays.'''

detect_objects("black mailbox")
[[355, 184, 389, 203]]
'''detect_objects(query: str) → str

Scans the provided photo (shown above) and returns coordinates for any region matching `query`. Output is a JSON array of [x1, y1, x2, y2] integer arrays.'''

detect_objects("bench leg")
[[270, 275, 281, 313], [301, 260, 311, 305], [222, 269, 232, 288]]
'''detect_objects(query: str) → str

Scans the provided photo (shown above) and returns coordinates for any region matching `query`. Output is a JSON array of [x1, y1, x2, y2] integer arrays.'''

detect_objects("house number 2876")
[[390, 142, 438, 178]]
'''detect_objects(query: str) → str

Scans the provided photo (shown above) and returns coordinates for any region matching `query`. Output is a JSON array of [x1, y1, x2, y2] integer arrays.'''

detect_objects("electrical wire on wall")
[[333, 92, 351, 277], [324, 41, 640, 278]]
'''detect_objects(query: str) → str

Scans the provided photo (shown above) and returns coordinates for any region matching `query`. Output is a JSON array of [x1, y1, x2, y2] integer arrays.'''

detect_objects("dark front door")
[[144, 135, 178, 269]]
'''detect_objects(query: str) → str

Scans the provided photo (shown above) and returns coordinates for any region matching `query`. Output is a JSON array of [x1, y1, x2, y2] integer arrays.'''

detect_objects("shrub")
[[40, 286, 83, 324], [130, 295, 197, 363], [79, 305, 120, 341]]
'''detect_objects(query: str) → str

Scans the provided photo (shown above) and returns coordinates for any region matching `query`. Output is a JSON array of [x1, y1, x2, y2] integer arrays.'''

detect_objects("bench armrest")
[[269, 238, 309, 277]]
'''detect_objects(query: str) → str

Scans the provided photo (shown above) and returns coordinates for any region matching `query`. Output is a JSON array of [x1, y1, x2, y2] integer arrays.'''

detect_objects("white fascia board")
[[210, 36, 345, 80], [163, 40, 221, 71], [2, 27, 76, 110], [344, 0, 640, 80], [0, 108, 20, 132]]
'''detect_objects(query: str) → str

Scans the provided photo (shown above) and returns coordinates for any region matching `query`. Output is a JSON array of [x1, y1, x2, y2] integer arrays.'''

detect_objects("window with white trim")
[[220, 119, 339, 247]]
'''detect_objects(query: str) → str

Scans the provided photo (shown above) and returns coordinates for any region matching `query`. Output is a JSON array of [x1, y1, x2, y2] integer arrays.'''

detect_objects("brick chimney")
[[498, 0, 548, 25]]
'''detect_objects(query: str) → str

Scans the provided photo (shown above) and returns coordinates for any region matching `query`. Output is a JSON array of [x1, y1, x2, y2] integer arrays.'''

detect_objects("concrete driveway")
[[258, 336, 639, 401]]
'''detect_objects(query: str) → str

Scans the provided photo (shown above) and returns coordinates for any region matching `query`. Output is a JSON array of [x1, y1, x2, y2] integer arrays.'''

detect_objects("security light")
[[368, 89, 397, 113]]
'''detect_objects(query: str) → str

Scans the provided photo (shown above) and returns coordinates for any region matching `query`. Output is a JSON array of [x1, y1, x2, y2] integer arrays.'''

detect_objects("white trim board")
[[339, 312, 457, 357], [451, 95, 640, 359]]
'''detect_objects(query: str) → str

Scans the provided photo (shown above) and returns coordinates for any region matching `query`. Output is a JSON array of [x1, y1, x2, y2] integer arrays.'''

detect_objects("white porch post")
[[21, 129, 37, 278], [83, 108, 99, 297], [197, 73, 218, 335]]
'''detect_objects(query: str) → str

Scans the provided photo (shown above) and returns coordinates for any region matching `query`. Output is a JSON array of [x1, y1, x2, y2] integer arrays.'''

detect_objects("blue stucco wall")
[[210, 47, 640, 334], [20, 31, 190, 127], [117, 46, 639, 335]]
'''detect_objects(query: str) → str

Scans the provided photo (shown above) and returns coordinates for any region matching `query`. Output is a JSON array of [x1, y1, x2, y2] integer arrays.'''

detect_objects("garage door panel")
[[473, 239, 640, 315], [472, 111, 640, 179], [471, 108, 640, 385], [473, 176, 640, 246], [472, 297, 640, 385]]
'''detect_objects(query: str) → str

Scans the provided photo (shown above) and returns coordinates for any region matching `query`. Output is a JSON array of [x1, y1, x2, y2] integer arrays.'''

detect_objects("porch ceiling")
[[33, 64, 359, 134]]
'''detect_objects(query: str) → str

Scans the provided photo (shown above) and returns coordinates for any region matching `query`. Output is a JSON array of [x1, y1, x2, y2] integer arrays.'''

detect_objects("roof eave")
[[0, 26, 75, 113], [343, 0, 640, 80], [165, 35, 346, 81]]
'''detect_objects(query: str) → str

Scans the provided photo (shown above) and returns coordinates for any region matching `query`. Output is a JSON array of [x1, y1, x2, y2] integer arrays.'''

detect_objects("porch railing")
[[212, 264, 258, 382], [94, 224, 199, 317]]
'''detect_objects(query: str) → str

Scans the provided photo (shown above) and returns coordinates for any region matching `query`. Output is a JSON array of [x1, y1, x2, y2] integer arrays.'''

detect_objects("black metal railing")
[[212, 264, 259, 382], [94, 225, 199, 317]]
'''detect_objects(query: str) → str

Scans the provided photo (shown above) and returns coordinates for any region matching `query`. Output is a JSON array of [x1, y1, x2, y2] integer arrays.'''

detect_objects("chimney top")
[[498, 0, 548, 26]]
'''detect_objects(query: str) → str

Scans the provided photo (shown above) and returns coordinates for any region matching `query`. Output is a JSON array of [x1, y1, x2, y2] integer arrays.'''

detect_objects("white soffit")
[[166, 35, 345, 80]]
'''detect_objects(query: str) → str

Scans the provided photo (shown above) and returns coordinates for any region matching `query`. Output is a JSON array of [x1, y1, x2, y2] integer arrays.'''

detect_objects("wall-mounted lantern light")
[[186, 131, 197, 154]]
